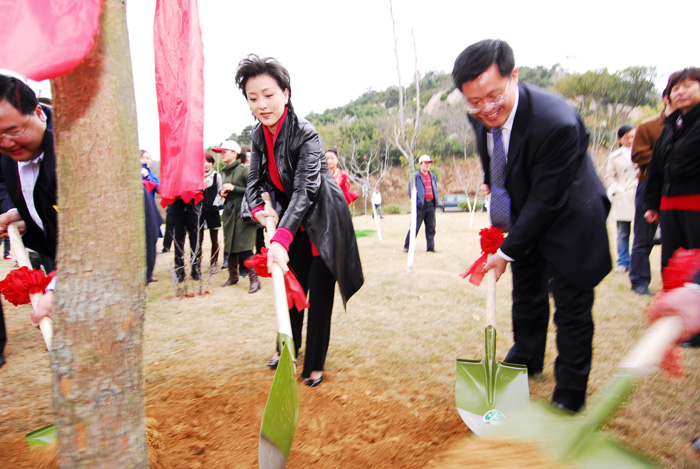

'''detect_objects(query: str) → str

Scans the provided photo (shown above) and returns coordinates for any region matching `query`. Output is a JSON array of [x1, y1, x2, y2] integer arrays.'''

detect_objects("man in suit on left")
[[0, 75, 58, 368], [0, 75, 57, 273]]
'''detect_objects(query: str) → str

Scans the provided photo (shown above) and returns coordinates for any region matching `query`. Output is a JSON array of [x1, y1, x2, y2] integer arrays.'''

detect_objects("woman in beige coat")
[[605, 124, 637, 273]]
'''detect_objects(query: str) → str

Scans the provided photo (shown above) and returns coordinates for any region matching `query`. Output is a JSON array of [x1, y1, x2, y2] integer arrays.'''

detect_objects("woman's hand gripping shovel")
[[456, 227, 529, 436], [258, 192, 300, 469]]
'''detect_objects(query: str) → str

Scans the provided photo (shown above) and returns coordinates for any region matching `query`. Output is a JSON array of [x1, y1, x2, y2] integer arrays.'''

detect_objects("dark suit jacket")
[[0, 106, 57, 260], [470, 83, 611, 290]]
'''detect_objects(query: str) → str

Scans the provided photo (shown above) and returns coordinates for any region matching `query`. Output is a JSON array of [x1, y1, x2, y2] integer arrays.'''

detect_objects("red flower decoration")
[[460, 226, 505, 286], [0, 267, 55, 306], [244, 249, 310, 311], [646, 248, 700, 379]]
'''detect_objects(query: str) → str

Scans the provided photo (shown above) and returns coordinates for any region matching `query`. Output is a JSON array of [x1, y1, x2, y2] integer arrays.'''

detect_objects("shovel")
[[486, 315, 685, 467], [258, 192, 300, 469], [456, 266, 529, 436]]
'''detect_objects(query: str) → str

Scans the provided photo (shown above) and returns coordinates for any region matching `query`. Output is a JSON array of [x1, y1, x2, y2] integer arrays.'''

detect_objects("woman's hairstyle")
[[237, 151, 247, 163], [234, 54, 294, 113], [666, 67, 700, 104], [205, 153, 215, 164], [325, 148, 338, 157], [617, 124, 634, 140]]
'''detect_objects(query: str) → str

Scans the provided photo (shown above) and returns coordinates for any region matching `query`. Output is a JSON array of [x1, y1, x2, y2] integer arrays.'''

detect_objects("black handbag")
[[240, 194, 255, 224]]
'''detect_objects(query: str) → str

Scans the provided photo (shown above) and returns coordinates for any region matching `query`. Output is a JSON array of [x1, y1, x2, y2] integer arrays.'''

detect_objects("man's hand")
[[31, 290, 54, 328], [483, 253, 508, 281], [0, 211, 23, 239], [644, 209, 659, 224], [655, 285, 700, 343]]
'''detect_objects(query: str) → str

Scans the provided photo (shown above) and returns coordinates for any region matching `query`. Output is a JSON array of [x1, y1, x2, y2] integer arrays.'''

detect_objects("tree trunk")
[[50, 0, 147, 466]]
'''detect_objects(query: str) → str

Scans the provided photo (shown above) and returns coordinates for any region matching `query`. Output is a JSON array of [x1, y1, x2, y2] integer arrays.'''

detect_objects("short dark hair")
[[666, 67, 700, 103], [617, 124, 634, 139], [205, 153, 215, 164], [0, 75, 39, 114], [452, 39, 515, 90], [234, 54, 294, 114], [38, 97, 53, 106], [325, 148, 338, 157]]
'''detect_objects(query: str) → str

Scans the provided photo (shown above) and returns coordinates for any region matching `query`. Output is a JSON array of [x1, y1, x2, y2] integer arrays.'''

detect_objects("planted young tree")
[[389, 0, 422, 272], [50, 0, 148, 465]]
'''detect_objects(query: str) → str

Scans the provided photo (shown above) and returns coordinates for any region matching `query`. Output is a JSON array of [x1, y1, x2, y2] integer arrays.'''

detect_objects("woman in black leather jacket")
[[235, 54, 363, 387]]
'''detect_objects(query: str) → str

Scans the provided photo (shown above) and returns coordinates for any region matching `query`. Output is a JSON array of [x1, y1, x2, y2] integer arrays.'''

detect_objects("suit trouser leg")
[[424, 203, 436, 250], [629, 183, 656, 288], [404, 205, 426, 250], [170, 201, 186, 280], [505, 250, 550, 375], [185, 206, 200, 276], [550, 274, 594, 412], [302, 256, 336, 378]]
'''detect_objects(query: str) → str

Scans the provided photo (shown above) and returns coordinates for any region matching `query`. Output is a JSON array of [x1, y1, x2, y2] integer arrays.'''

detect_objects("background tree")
[[50, 0, 148, 465]]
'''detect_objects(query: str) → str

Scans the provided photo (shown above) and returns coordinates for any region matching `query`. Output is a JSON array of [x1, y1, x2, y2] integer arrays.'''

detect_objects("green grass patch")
[[355, 229, 375, 238]]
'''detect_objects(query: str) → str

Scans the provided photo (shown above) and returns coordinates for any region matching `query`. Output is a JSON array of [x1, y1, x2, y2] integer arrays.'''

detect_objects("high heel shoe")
[[267, 357, 279, 369], [304, 376, 323, 387]]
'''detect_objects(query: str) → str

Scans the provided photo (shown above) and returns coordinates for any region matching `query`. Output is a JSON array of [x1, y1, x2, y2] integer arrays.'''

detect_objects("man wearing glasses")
[[0, 75, 57, 274], [452, 40, 611, 413]]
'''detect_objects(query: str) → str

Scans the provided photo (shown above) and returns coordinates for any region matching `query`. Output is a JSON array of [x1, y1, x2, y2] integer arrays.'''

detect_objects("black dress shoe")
[[631, 285, 654, 296], [267, 357, 279, 369], [304, 376, 323, 387]]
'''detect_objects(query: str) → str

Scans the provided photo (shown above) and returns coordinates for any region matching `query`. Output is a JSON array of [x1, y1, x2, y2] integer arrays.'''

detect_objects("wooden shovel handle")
[[485, 257, 497, 328], [7, 223, 53, 350], [261, 193, 293, 339], [619, 316, 685, 374]]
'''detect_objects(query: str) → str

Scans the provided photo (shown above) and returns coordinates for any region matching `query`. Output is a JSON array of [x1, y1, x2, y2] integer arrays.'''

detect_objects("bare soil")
[[1, 212, 699, 468]]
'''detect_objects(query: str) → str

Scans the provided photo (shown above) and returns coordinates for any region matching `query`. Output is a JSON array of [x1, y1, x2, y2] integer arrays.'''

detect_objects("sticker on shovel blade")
[[483, 409, 506, 425]]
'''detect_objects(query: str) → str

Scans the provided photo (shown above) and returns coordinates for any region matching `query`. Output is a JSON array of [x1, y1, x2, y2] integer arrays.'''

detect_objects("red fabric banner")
[[0, 0, 101, 81], [154, 0, 205, 206], [245, 249, 310, 312]]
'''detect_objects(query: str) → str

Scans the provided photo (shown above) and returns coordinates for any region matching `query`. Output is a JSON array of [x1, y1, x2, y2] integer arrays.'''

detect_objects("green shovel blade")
[[259, 333, 299, 468], [25, 424, 57, 449], [456, 325, 529, 436]]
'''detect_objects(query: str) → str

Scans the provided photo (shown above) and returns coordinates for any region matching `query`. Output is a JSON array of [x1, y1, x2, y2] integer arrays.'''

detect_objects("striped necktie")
[[490, 128, 511, 232]]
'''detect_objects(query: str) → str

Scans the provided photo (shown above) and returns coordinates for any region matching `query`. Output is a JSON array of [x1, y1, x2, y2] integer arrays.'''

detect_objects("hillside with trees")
[[224, 66, 661, 211]]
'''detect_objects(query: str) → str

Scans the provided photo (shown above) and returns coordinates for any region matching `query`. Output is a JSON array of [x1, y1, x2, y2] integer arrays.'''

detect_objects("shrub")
[[383, 204, 401, 215]]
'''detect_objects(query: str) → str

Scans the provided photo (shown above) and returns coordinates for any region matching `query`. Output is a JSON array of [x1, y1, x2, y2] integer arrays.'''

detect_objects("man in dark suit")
[[0, 75, 57, 273], [452, 40, 611, 412]]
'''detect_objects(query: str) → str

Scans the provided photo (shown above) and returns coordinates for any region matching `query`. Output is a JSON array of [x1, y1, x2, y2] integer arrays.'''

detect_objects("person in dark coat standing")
[[643, 67, 700, 348], [236, 54, 363, 387], [403, 154, 439, 253], [452, 40, 611, 412]]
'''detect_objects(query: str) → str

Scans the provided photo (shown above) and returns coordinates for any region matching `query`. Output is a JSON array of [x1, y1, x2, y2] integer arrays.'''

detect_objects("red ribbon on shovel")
[[0, 267, 54, 306], [245, 248, 309, 312], [460, 226, 505, 286], [646, 248, 700, 378]]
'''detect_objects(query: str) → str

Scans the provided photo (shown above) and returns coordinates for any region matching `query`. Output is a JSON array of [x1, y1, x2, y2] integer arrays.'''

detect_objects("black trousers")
[[506, 249, 594, 412], [629, 182, 657, 289], [279, 231, 336, 378], [404, 201, 436, 251], [659, 209, 700, 269], [167, 199, 201, 280], [0, 302, 6, 356]]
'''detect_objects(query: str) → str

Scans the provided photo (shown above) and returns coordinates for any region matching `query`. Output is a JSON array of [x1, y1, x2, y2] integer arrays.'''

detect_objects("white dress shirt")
[[16, 152, 45, 231]]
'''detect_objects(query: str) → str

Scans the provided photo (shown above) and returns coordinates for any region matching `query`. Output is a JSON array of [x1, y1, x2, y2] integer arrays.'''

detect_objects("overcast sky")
[[24, 0, 697, 159]]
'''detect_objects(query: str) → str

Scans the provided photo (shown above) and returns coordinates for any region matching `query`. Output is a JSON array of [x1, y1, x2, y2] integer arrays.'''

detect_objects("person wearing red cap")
[[403, 154, 439, 253]]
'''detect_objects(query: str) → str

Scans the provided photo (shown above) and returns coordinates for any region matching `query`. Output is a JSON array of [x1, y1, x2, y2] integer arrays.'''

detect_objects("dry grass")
[[1, 211, 699, 467]]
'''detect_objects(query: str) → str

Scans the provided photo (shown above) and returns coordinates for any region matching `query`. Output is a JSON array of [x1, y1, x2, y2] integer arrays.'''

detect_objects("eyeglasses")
[[466, 79, 510, 114], [0, 114, 31, 141]]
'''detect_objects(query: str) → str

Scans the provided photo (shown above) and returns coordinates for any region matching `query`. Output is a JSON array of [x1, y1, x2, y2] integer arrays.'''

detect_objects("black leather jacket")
[[247, 111, 363, 305]]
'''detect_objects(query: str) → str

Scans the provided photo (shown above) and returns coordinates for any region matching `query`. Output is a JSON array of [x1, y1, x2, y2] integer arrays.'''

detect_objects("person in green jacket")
[[212, 140, 260, 293]]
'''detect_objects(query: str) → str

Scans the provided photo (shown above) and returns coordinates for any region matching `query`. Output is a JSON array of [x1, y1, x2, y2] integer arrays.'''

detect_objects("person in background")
[[630, 90, 675, 296], [213, 140, 259, 293], [403, 154, 439, 253], [644, 67, 700, 348], [326, 148, 358, 205], [140, 149, 160, 198], [605, 124, 637, 273], [371, 187, 383, 219], [453, 39, 611, 412], [236, 54, 363, 387], [200, 153, 223, 274]]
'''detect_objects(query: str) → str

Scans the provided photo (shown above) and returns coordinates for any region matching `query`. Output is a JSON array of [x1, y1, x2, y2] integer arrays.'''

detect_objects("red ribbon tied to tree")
[[459, 226, 505, 286], [646, 248, 700, 378], [244, 248, 310, 312], [0, 267, 55, 306]]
